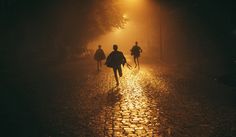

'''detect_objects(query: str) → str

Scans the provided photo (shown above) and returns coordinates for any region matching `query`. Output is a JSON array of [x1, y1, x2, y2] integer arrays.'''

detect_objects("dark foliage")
[[1, 0, 125, 62]]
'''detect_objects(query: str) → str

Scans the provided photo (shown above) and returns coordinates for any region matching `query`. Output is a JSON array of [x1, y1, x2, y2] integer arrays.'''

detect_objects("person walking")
[[131, 41, 142, 69], [105, 44, 127, 86], [94, 45, 106, 71]]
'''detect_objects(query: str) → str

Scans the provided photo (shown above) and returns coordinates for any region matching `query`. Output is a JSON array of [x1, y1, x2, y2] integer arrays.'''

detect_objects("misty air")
[[1, 0, 236, 137]]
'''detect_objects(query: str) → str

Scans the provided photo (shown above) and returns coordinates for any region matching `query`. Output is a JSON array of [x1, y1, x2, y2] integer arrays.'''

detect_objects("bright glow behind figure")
[[88, 0, 155, 53]]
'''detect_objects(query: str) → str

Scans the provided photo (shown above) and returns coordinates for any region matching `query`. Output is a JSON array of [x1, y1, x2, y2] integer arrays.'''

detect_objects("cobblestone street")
[[2, 58, 236, 137], [36, 58, 235, 137], [88, 65, 169, 137], [2, 0, 236, 137]]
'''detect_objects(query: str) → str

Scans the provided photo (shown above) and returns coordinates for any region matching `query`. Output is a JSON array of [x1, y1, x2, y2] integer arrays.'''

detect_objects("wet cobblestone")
[[84, 63, 236, 137], [31, 60, 236, 137], [84, 66, 167, 137]]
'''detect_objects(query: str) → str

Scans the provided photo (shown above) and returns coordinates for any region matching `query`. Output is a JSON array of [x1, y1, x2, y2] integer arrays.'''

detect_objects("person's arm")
[[139, 47, 142, 53], [122, 53, 127, 66], [102, 50, 106, 59], [105, 53, 110, 65], [94, 50, 98, 59]]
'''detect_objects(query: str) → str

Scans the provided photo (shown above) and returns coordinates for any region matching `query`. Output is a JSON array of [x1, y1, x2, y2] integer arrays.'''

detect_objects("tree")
[[1, 0, 126, 61]]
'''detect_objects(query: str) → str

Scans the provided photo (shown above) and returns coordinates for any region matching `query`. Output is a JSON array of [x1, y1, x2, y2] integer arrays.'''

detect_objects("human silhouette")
[[105, 44, 127, 86], [94, 45, 106, 71], [131, 41, 142, 69]]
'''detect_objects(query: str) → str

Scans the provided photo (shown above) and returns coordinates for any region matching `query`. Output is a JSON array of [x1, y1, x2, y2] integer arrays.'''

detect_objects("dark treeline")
[[1, 0, 125, 65], [1, 1, 125, 136]]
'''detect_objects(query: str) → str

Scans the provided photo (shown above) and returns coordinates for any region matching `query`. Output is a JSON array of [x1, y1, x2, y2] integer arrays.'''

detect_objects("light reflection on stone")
[[91, 65, 169, 137]]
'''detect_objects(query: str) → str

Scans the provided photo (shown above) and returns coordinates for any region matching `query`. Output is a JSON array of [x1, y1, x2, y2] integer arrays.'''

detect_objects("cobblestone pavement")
[[57, 59, 236, 137], [8, 59, 236, 137], [87, 66, 169, 137]]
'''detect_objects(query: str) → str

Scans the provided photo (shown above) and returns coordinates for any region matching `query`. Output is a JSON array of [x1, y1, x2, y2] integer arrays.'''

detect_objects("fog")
[[88, 0, 160, 56], [88, 0, 235, 72], [1, 0, 235, 71]]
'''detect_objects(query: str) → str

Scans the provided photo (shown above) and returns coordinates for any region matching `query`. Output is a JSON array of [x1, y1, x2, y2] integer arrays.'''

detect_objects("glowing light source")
[[126, 0, 140, 3], [125, 0, 144, 6], [123, 14, 128, 19]]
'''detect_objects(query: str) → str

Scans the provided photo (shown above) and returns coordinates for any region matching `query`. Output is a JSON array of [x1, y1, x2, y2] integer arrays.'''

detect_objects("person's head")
[[113, 44, 118, 51], [98, 45, 101, 49], [135, 41, 138, 45]]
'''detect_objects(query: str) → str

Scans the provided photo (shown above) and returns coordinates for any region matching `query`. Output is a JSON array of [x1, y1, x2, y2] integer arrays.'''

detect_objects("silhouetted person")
[[105, 44, 127, 86], [94, 45, 106, 71], [131, 41, 142, 69]]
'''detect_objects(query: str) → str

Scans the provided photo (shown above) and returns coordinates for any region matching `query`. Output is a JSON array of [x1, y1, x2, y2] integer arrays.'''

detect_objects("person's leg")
[[118, 66, 122, 77], [97, 61, 100, 71], [137, 57, 140, 69], [99, 60, 102, 68], [134, 56, 137, 68], [113, 68, 119, 85]]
